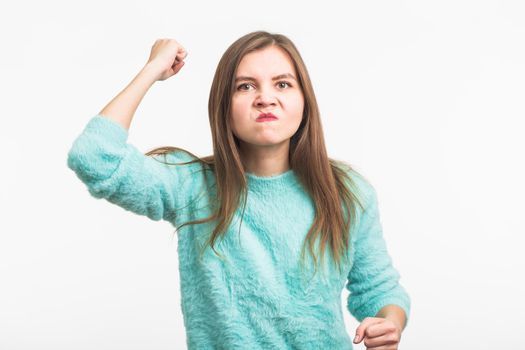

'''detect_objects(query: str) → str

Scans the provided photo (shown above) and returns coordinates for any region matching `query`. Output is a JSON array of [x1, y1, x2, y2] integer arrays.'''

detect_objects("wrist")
[[375, 304, 406, 333], [139, 63, 162, 84]]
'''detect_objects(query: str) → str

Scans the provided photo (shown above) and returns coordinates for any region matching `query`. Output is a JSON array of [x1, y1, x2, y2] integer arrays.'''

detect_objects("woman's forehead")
[[238, 46, 293, 67], [236, 47, 296, 78]]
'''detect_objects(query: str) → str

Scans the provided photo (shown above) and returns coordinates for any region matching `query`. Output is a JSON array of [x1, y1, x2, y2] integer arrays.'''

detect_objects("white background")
[[1, 0, 524, 349]]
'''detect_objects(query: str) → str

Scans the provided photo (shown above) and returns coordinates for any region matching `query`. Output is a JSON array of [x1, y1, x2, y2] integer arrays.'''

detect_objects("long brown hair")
[[145, 30, 365, 275]]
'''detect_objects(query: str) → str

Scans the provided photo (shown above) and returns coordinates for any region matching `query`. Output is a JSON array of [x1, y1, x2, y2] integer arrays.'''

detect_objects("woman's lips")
[[256, 113, 278, 122], [256, 116, 278, 122]]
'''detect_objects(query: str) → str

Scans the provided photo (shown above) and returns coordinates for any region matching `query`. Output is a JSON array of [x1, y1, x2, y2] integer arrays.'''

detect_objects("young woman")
[[67, 31, 411, 350]]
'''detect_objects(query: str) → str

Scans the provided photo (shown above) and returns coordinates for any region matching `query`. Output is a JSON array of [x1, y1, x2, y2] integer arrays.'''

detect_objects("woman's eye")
[[237, 83, 252, 91], [237, 81, 292, 91]]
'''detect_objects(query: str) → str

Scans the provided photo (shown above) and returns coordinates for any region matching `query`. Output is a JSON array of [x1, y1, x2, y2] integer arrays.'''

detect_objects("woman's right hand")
[[145, 39, 188, 82]]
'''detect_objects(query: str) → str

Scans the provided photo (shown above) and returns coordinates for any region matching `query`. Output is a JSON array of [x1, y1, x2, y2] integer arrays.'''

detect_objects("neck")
[[239, 140, 290, 177]]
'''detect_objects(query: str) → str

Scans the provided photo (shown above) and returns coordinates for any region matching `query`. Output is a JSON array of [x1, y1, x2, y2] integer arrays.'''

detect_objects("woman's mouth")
[[256, 113, 278, 122]]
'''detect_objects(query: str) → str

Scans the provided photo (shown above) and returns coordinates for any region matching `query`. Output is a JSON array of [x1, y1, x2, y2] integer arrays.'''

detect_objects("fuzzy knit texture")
[[67, 114, 411, 350]]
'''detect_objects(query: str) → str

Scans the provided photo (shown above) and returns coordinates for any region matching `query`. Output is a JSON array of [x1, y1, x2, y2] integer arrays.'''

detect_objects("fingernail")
[[354, 334, 360, 343]]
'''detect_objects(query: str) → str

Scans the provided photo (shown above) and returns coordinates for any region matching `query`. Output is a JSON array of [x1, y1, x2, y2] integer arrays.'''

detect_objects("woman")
[[67, 30, 410, 349]]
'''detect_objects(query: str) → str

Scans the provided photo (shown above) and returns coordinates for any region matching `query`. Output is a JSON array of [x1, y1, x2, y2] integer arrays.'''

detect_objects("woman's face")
[[230, 45, 304, 152]]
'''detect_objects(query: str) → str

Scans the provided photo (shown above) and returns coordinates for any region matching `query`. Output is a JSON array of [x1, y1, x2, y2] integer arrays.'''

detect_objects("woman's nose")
[[255, 91, 277, 107]]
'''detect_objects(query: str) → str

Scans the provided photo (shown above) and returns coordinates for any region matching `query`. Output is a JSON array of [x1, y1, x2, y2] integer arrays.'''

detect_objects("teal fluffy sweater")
[[67, 115, 411, 349]]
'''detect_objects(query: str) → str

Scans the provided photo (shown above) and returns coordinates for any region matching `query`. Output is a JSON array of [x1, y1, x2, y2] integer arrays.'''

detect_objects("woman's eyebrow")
[[235, 73, 297, 82]]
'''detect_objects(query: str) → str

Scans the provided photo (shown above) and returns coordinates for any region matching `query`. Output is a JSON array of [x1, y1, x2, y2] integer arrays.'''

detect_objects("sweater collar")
[[245, 169, 301, 192]]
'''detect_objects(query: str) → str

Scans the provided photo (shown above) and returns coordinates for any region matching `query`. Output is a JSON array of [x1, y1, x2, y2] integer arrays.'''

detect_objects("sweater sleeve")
[[66, 114, 207, 223], [345, 183, 411, 325]]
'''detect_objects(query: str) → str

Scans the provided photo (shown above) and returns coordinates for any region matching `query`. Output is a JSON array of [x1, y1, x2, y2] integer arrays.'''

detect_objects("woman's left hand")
[[353, 317, 402, 350]]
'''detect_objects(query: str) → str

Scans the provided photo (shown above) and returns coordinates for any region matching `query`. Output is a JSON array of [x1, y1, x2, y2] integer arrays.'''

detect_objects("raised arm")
[[66, 39, 210, 223]]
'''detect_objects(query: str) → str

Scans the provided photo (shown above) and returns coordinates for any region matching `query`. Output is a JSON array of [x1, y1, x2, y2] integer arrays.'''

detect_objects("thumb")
[[353, 324, 365, 344]]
